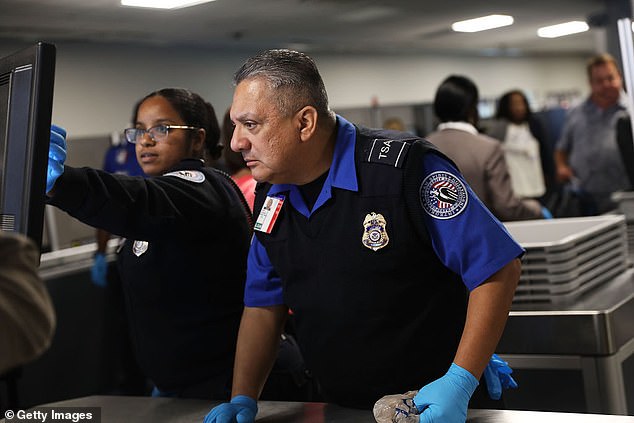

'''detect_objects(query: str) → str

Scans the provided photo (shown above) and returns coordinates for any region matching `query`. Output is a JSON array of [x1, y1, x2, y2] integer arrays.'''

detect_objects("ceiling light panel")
[[537, 21, 589, 38], [451, 14, 514, 33], [121, 0, 216, 10]]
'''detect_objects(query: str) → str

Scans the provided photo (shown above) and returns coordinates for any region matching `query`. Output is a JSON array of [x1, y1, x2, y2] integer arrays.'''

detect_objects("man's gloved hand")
[[483, 353, 518, 400], [203, 395, 257, 423], [47, 124, 67, 193], [413, 363, 478, 423], [91, 252, 108, 287]]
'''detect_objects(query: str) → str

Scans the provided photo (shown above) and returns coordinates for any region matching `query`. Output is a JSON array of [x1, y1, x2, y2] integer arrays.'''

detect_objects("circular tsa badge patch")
[[420, 171, 468, 219]]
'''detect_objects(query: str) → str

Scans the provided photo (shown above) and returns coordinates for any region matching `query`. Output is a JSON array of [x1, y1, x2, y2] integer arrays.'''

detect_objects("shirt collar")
[[584, 91, 629, 113], [330, 115, 358, 191], [437, 121, 479, 135], [268, 115, 358, 217]]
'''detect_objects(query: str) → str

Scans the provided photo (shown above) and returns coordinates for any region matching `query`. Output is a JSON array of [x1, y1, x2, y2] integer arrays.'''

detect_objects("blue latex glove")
[[414, 363, 478, 423], [47, 124, 67, 193], [541, 206, 553, 219], [483, 354, 518, 400], [91, 252, 108, 287], [203, 395, 257, 423]]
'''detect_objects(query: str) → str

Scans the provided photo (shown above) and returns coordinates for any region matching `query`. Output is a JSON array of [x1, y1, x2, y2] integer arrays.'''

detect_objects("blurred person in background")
[[91, 132, 148, 395], [92, 133, 145, 287], [488, 89, 554, 201], [426, 75, 548, 221], [554, 53, 630, 215], [382, 117, 406, 132], [0, 232, 55, 375]]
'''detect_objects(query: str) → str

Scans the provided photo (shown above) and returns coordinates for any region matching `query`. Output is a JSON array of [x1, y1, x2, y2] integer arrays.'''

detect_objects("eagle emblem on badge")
[[362, 212, 389, 251], [132, 240, 149, 257], [420, 171, 468, 219]]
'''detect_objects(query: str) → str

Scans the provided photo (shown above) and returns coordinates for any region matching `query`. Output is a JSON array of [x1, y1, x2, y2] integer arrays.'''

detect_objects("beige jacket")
[[0, 232, 55, 374], [426, 125, 543, 221]]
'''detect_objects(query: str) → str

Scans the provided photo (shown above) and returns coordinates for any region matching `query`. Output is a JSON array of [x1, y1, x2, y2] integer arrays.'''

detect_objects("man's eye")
[[244, 122, 256, 130]]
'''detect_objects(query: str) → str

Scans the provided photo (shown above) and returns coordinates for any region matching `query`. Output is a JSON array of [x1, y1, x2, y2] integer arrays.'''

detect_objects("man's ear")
[[296, 106, 318, 142]]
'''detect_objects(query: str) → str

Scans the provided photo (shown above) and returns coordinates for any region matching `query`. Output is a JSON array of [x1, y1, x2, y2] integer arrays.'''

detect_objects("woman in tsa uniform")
[[46, 88, 252, 399]]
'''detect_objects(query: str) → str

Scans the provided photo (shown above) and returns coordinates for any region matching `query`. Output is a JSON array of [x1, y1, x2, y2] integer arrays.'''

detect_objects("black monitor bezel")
[[0, 42, 56, 251]]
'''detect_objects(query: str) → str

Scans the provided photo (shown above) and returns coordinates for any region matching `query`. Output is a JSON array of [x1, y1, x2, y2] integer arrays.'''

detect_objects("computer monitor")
[[0, 42, 56, 251]]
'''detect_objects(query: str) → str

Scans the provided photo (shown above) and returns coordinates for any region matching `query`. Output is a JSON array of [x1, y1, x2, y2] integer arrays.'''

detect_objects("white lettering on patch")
[[163, 170, 205, 183]]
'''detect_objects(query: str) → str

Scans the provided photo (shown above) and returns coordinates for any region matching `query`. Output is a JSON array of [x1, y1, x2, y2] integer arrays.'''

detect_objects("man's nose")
[[231, 128, 249, 152]]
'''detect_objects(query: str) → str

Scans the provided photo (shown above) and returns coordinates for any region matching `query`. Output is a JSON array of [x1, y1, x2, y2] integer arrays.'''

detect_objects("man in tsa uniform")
[[204, 49, 522, 423]]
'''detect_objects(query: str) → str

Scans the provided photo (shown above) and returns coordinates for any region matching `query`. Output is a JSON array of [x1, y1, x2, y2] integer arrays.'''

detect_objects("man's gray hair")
[[234, 49, 334, 121]]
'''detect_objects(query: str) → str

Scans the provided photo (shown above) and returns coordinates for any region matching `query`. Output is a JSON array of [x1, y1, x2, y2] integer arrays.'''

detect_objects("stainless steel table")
[[497, 269, 634, 414], [500, 269, 634, 356], [2, 396, 634, 422]]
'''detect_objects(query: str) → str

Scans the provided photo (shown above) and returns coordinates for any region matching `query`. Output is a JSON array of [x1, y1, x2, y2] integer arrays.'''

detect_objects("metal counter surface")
[[3, 396, 634, 422], [499, 268, 634, 355]]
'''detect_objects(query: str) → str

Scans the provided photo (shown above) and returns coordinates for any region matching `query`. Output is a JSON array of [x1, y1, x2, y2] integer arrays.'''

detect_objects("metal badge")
[[362, 212, 389, 251], [132, 240, 149, 257]]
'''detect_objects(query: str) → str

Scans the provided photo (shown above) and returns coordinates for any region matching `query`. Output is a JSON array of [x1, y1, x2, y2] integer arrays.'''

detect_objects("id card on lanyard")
[[254, 195, 285, 234]]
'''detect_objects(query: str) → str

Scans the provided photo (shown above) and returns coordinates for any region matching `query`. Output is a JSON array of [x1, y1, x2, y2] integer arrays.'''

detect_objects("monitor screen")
[[0, 42, 56, 251]]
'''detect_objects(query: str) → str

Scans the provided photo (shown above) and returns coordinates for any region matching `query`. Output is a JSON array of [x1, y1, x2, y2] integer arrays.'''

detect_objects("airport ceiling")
[[0, 0, 615, 56]]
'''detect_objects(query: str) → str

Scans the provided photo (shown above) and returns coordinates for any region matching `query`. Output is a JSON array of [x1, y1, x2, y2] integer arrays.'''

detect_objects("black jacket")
[[49, 159, 251, 395]]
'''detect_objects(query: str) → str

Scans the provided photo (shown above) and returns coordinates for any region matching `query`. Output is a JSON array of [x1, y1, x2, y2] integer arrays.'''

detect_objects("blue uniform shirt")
[[103, 141, 144, 176], [245, 116, 523, 306]]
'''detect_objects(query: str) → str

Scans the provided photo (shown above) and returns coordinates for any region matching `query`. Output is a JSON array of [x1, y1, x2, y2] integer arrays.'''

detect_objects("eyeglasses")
[[124, 124, 199, 144]]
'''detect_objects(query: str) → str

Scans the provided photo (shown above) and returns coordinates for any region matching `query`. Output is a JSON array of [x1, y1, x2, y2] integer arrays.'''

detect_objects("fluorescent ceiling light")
[[451, 14, 514, 33], [537, 21, 589, 38], [121, 0, 215, 9]]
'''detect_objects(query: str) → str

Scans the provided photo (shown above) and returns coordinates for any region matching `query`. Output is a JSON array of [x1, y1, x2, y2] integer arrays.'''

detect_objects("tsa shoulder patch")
[[366, 138, 412, 168], [420, 171, 468, 219], [163, 170, 205, 183]]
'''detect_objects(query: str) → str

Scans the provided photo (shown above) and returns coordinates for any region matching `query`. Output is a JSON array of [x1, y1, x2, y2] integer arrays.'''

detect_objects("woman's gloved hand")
[[203, 395, 257, 423], [413, 363, 478, 423], [91, 252, 108, 287], [47, 124, 67, 193], [483, 353, 518, 400]]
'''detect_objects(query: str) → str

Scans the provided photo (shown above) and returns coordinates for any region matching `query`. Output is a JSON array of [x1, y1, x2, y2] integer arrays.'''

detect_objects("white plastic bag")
[[373, 390, 420, 423]]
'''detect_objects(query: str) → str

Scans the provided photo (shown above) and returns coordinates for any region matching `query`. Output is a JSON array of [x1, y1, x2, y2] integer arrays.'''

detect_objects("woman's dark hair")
[[495, 89, 532, 122], [221, 108, 247, 175], [132, 88, 222, 160], [433, 75, 479, 124]]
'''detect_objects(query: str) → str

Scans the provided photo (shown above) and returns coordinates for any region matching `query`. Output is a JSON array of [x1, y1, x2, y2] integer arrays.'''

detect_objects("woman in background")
[[46, 88, 252, 399], [427, 76, 546, 221], [489, 90, 554, 200]]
